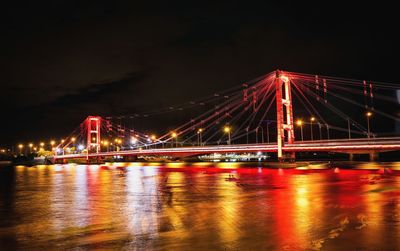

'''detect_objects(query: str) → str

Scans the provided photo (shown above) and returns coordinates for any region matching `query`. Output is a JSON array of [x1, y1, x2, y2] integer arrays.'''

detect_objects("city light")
[[131, 137, 137, 144], [40, 142, 44, 147], [71, 137, 76, 142], [197, 128, 203, 134], [310, 117, 315, 122], [78, 144, 85, 151], [223, 126, 231, 133], [18, 144, 23, 149], [171, 132, 177, 138], [296, 120, 303, 126], [366, 111, 373, 117], [150, 134, 156, 141]]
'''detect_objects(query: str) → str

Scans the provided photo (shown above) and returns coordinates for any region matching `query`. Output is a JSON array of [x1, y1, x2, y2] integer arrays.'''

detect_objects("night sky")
[[1, 1, 399, 145]]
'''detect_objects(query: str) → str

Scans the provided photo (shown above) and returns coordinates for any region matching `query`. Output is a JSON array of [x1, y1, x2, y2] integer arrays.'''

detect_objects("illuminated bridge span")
[[56, 138, 400, 160], [53, 70, 400, 162]]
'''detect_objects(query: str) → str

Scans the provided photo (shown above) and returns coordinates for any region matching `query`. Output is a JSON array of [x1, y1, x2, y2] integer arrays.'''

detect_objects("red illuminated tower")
[[275, 70, 295, 161], [86, 116, 101, 153]]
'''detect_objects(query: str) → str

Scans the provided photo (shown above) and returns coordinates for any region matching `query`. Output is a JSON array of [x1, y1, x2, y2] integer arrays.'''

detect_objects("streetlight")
[[114, 139, 119, 151], [246, 126, 249, 144], [114, 139, 122, 151], [347, 117, 351, 139], [18, 144, 23, 155], [60, 139, 65, 154], [256, 126, 264, 143], [150, 134, 157, 148], [366, 111, 373, 139], [50, 140, 55, 151], [197, 128, 203, 146], [29, 143, 33, 153], [296, 120, 303, 141], [310, 117, 315, 141], [70, 137, 76, 152], [255, 127, 258, 143], [318, 123, 322, 140], [326, 124, 330, 140], [223, 126, 231, 145], [150, 134, 156, 141], [103, 140, 109, 151], [171, 132, 177, 147]]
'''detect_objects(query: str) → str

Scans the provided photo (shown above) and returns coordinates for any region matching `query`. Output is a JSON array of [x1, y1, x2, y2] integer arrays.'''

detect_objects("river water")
[[1, 162, 400, 250]]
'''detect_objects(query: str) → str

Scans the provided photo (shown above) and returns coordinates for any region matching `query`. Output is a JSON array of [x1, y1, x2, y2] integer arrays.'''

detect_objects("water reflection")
[[0, 163, 400, 250], [125, 165, 160, 244]]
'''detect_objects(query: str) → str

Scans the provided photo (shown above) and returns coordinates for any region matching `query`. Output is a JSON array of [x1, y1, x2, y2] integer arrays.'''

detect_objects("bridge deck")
[[54, 137, 400, 159]]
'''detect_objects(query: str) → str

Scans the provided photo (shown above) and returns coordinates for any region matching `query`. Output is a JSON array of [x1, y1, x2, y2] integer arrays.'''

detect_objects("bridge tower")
[[86, 116, 101, 154], [275, 70, 295, 161]]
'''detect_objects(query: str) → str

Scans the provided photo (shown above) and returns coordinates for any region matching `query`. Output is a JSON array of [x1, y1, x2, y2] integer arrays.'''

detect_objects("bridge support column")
[[349, 153, 354, 161], [275, 70, 295, 162], [125, 155, 138, 162], [369, 152, 379, 161], [285, 152, 296, 162]]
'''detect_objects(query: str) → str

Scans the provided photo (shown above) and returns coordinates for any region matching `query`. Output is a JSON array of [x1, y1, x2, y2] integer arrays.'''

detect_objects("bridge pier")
[[84, 157, 105, 164], [369, 152, 379, 161], [348, 152, 379, 161], [125, 155, 138, 162], [285, 152, 296, 162], [54, 158, 67, 164]]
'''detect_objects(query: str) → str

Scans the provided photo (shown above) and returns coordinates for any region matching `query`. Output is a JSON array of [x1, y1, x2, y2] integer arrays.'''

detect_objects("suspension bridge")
[[52, 70, 400, 163]]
